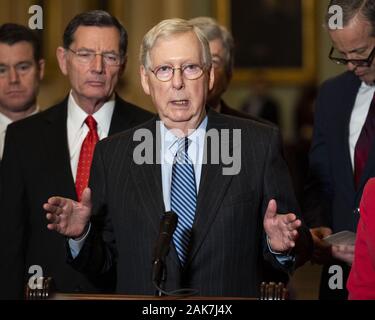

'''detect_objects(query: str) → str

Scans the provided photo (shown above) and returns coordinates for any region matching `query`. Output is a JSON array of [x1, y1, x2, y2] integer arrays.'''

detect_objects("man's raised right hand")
[[44, 188, 92, 239]]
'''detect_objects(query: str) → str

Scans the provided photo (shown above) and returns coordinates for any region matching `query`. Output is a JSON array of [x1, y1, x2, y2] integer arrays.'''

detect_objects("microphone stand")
[[152, 211, 177, 297], [152, 258, 167, 296], [152, 257, 199, 297]]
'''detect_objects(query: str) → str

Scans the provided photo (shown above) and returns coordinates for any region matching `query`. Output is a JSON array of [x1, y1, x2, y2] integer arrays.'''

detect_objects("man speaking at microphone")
[[44, 18, 312, 297]]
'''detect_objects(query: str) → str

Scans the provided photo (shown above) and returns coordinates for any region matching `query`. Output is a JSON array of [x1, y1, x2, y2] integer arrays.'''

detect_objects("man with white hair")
[[45, 18, 312, 297]]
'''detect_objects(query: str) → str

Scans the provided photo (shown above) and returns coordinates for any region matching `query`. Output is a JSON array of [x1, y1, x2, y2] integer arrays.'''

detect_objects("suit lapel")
[[335, 74, 361, 199], [187, 110, 233, 266], [129, 118, 165, 233], [341, 75, 375, 201], [42, 99, 76, 200], [108, 96, 134, 135], [40, 96, 137, 201], [128, 119, 184, 266]]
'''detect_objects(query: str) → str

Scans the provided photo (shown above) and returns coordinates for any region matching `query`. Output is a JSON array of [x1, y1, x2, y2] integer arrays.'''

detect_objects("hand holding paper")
[[323, 231, 356, 265], [323, 231, 356, 246]]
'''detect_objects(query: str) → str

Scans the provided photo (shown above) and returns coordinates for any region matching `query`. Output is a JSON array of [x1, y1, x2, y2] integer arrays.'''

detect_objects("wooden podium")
[[52, 293, 254, 300], [25, 278, 283, 300]]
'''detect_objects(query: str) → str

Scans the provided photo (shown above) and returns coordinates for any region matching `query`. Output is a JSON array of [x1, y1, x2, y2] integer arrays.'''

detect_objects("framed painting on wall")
[[215, 0, 316, 85]]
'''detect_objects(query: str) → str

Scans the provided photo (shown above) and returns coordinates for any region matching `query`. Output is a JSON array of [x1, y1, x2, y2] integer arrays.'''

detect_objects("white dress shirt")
[[67, 92, 115, 181], [0, 112, 12, 160], [349, 82, 375, 170], [0, 107, 39, 160]]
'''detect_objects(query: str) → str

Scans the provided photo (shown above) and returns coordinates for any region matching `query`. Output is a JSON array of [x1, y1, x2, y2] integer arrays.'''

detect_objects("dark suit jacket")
[[304, 71, 364, 231], [240, 96, 280, 126], [219, 100, 273, 126], [70, 110, 312, 297], [219, 100, 288, 284], [0, 95, 153, 299], [303, 71, 369, 299]]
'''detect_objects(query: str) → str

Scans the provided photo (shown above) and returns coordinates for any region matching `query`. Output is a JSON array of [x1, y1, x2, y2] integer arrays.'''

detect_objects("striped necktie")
[[171, 137, 197, 266]]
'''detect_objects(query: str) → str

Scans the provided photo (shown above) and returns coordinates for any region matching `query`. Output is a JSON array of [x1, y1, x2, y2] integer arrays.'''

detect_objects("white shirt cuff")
[[266, 235, 294, 265], [68, 223, 91, 259]]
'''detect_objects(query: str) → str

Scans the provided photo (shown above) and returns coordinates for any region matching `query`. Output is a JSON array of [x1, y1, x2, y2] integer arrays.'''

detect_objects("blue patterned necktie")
[[171, 137, 197, 266]]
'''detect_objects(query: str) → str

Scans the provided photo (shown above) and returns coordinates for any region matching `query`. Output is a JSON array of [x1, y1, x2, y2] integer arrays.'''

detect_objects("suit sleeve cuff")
[[267, 235, 295, 265]]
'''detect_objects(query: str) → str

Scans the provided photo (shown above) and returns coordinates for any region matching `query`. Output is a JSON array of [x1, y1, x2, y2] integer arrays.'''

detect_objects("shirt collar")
[[161, 116, 208, 156], [67, 91, 115, 134], [31, 106, 39, 116], [0, 112, 13, 131]]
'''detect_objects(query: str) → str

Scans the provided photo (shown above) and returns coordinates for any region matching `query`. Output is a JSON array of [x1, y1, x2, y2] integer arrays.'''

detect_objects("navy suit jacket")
[[303, 71, 366, 232], [69, 110, 312, 297]]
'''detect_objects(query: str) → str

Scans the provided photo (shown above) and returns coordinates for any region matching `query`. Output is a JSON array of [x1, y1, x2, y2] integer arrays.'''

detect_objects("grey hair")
[[140, 18, 212, 70], [325, 0, 375, 36], [189, 16, 234, 77], [63, 10, 128, 58]]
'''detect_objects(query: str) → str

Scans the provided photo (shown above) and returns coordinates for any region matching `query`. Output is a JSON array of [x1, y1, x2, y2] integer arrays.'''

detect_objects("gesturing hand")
[[263, 199, 301, 253], [43, 188, 92, 239]]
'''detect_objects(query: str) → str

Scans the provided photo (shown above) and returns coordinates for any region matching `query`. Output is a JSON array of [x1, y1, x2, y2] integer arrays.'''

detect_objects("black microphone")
[[152, 211, 178, 289]]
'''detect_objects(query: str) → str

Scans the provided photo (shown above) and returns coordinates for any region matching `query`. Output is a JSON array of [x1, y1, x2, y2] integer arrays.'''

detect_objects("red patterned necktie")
[[354, 92, 375, 189], [75, 115, 99, 201]]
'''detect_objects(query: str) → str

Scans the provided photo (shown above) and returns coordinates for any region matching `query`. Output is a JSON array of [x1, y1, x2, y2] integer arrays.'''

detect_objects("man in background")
[[0, 23, 44, 161], [240, 77, 281, 126], [304, 0, 375, 299], [0, 10, 152, 299], [189, 17, 260, 119]]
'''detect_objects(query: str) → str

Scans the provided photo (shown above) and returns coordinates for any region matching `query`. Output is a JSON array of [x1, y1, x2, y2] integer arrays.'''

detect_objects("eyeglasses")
[[329, 46, 375, 67], [68, 48, 122, 66], [150, 64, 205, 82], [0, 62, 34, 78]]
